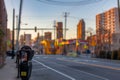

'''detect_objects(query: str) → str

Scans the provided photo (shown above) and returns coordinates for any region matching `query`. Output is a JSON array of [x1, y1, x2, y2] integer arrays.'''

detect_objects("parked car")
[[6, 50, 17, 56]]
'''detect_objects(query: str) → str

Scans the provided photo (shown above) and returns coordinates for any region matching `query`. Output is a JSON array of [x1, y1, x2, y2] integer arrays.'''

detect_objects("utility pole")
[[118, 0, 120, 52], [64, 12, 69, 39], [63, 12, 69, 55], [118, 0, 120, 27], [54, 20, 56, 40], [12, 9, 15, 58], [16, 0, 23, 77], [16, 0, 23, 50]]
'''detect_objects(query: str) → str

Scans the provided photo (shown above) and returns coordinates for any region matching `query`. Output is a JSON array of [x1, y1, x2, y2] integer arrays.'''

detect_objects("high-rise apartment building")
[[77, 19, 85, 40], [96, 7, 120, 51], [56, 22, 63, 39], [45, 32, 52, 40]]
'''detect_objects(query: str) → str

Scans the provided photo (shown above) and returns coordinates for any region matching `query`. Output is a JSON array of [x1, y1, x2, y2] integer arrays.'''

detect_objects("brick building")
[[0, 0, 7, 66], [44, 32, 52, 40], [56, 22, 63, 39]]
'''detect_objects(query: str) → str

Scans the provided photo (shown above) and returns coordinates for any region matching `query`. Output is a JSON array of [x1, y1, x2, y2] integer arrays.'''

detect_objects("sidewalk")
[[67, 52, 120, 63], [79, 54, 120, 64], [0, 57, 19, 80]]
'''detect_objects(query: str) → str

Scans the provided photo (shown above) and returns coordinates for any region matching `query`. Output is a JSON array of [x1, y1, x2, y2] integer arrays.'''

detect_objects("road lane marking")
[[32, 68, 47, 71], [57, 59, 109, 80], [43, 57, 48, 58], [58, 58, 120, 71], [36, 57, 39, 58], [78, 70, 109, 80], [33, 59, 76, 80]]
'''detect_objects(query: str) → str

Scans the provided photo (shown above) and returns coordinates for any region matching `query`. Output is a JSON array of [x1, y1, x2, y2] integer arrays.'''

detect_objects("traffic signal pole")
[[15, 27, 68, 41], [15, 28, 68, 32]]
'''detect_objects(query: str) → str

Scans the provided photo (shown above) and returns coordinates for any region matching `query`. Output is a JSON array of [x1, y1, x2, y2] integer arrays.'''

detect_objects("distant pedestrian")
[[86, 49, 91, 58], [62, 48, 67, 55], [52, 48, 56, 55], [86, 49, 91, 54], [91, 50, 95, 57], [11, 51, 15, 59], [76, 51, 80, 57], [40, 49, 43, 54], [76, 49, 81, 56]]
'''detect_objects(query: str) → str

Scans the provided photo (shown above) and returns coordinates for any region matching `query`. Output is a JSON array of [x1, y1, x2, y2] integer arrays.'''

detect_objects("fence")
[[99, 50, 120, 60]]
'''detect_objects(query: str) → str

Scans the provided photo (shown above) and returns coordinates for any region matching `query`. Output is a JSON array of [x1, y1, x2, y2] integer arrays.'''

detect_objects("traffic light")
[[35, 26, 37, 32]]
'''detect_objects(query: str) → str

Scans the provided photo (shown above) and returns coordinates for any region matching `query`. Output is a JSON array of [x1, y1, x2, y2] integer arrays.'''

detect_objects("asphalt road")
[[30, 55, 120, 80]]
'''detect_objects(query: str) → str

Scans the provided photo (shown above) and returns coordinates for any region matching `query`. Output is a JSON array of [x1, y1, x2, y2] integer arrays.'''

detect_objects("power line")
[[21, 15, 59, 18], [10, 0, 14, 8], [36, 0, 104, 6]]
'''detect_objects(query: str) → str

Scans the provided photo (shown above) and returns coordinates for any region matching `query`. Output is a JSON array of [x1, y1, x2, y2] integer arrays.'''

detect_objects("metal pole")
[[118, 0, 120, 28], [63, 12, 67, 55], [12, 9, 15, 57], [54, 20, 56, 40], [109, 29, 111, 51], [16, 0, 23, 77], [90, 32, 92, 50], [118, 0, 120, 53], [16, 0, 23, 50], [42, 30, 43, 40], [64, 12, 68, 39], [99, 28, 102, 56], [24, 32, 25, 45], [37, 32, 39, 53], [16, 15, 18, 44]]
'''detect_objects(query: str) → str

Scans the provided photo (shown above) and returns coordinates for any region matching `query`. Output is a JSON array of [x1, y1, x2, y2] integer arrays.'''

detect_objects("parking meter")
[[18, 46, 34, 80]]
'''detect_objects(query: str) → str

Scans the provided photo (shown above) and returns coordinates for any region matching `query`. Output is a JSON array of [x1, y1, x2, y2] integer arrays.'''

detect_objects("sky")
[[4, 0, 117, 39]]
